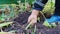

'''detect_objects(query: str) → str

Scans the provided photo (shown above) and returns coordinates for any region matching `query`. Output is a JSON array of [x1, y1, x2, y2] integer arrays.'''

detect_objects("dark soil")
[[2, 11, 60, 34]]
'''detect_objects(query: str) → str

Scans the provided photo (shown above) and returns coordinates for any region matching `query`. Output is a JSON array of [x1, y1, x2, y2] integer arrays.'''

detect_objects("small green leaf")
[[43, 20, 51, 27]]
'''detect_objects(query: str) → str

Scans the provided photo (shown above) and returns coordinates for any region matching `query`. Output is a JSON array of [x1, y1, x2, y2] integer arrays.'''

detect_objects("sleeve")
[[33, 0, 48, 11]]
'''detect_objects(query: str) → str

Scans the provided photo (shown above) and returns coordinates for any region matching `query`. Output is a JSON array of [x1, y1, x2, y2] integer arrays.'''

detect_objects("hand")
[[28, 14, 37, 25], [28, 10, 39, 25]]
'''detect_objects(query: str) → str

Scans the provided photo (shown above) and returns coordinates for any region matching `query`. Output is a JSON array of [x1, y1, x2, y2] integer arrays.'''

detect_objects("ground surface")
[[2, 12, 60, 34]]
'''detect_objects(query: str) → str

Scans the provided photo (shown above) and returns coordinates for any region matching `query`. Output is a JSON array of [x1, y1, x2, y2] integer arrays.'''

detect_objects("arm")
[[28, 0, 48, 25], [32, 0, 48, 15]]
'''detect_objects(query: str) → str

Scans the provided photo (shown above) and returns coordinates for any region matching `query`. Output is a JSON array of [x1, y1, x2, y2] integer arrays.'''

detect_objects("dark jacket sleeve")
[[33, 0, 48, 11]]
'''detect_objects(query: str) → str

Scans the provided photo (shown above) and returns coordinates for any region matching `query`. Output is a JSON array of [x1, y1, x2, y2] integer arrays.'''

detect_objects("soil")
[[2, 11, 60, 34]]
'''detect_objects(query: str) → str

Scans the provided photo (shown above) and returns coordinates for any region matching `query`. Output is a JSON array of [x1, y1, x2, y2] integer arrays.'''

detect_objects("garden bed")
[[0, 11, 60, 34]]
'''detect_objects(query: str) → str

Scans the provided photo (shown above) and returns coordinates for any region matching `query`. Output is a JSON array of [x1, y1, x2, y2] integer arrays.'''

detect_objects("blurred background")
[[0, 0, 55, 21]]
